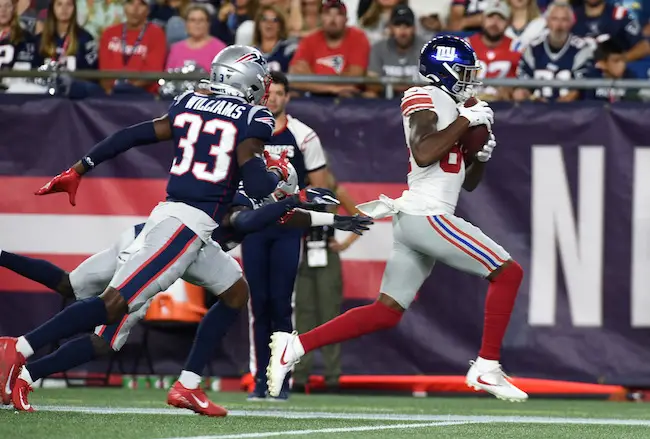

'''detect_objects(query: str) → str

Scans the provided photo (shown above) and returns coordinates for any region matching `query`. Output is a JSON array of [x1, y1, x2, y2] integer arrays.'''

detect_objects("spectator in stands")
[[17, 0, 37, 33], [77, 0, 125, 39], [615, 0, 650, 37], [365, 4, 425, 97], [583, 39, 640, 101], [252, 5, 297, 71], [448, 0, 490, 32], [212, 0, 257, 45], [468, 0, 521, 101], [506, 0, 547, 51], [165, 4, 225, 71], [413, 0, 447, 35], [573, 0, 650, 61], [299, 0, 321, 37], [514, 1, 593, 102], [99, 0, 166, 94], [289, 0, 370, 97], [236, 0, 303, 44], [34, 0, 96, 71], [0, 0, 36, 71], [148, 0, 189, 28], [358, 0, 404, 45]]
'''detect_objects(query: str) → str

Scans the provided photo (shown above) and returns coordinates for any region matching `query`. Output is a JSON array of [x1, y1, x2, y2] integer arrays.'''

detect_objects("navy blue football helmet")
[[419, 35, 481, 102]]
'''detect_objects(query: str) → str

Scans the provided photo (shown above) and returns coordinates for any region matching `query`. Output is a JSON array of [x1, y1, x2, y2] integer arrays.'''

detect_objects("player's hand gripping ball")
[[459, 97, 491, 161]]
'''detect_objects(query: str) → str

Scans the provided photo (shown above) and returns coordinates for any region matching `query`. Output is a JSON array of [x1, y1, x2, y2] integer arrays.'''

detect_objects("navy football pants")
[[242, 227, 302, 388]]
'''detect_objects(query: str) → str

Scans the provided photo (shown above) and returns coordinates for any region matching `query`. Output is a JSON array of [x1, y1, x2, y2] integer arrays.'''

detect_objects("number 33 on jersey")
[[165, 91, 275, 221]]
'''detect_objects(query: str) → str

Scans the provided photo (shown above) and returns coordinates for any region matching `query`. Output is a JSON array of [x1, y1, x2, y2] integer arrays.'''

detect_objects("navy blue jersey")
[[582, 66, 639, 101], [573, 4, 643, 51], [517, 35, 594, 101], [0, 31, 37, 70], [263, 116, 327, 189], [451, 0, 491, 31], [34, 28, 98, 70], [166, 91, 276, 221], [258, 39, 298, 73]]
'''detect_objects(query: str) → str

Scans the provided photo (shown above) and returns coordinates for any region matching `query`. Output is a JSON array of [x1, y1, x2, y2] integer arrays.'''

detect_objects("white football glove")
[[457, 100, 494, 128], [476, 132, 496, 163]]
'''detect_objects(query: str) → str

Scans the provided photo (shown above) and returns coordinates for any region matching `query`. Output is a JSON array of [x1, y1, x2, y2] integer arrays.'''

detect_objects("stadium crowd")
[[0, 0, 649, 100]]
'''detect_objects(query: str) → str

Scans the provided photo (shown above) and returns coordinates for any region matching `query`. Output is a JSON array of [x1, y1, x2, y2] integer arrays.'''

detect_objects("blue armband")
[[230, 198, 298, 234], [81, 121, 158, 171], [240, 157, 280, 199]]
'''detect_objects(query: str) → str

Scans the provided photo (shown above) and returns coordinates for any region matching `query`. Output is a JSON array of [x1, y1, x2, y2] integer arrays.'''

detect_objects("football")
[[459, 97, 490, 160]]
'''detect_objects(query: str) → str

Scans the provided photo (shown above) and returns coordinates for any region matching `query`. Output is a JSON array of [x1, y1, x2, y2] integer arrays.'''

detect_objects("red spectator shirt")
[[99, 22, 166, 93], [468, 33, 521, 79], [290, 27, 370, 74]]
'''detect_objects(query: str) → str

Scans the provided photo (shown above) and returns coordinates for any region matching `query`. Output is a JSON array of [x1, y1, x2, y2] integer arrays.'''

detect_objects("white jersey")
[[397, 85, 465, 216]]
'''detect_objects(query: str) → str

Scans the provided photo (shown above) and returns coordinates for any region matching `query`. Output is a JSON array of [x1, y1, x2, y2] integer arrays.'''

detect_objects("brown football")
[[459, 97, 490, 160]]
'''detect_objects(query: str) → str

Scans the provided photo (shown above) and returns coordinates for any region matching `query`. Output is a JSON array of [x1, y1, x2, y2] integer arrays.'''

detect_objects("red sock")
[[299, 300, 403, 354], [479, 261, 523, 361]]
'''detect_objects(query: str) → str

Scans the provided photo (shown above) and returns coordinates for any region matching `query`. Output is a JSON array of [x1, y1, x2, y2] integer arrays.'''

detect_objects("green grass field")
[[2, 388, 650, 439]]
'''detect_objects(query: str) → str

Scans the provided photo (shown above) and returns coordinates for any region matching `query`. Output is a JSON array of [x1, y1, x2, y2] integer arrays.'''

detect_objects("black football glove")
[[290, 187, 339, 208], [333, 214, 373, 235]]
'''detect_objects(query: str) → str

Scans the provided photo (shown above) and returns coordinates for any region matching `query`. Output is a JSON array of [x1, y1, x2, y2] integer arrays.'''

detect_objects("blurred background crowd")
[[0, 0, 648, 101]]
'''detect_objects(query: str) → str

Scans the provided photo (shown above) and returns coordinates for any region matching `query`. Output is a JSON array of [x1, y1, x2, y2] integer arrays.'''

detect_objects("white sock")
[[178, 370, 201, 390], [475, 356, 500, 369], [16, 336, 34, 359], [19, 367, 34, 385], [293, 335, 305, 357]]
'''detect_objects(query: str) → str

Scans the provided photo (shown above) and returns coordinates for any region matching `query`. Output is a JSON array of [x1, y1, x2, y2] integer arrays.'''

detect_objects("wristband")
[[308, 211, 335, 226]]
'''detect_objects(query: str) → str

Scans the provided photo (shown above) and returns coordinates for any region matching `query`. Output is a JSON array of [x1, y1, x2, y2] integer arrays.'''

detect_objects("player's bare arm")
[[408, 110, 470, 167], [463, 161, 486, 191]]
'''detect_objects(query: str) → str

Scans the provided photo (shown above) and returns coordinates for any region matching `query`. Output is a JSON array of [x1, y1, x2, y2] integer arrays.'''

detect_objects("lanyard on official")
[[121, 22, 148, 67]]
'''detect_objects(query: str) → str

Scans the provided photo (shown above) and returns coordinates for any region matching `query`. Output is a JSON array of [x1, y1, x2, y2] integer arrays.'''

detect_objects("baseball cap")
[[390, 4, 415, 26], [322, 0, 347, 15], [484, 0, 511, 20]]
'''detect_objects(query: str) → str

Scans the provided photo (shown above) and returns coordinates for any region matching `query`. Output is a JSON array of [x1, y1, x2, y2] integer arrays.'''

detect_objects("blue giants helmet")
[[419, 35, 482, 102]]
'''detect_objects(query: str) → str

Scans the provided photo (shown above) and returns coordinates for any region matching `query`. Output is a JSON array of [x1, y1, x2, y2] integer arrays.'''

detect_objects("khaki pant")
[[293, 249, 343, 386]]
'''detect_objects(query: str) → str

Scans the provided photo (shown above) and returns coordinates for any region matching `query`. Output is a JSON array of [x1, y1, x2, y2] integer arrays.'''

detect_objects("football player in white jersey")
[[266, 35, 528, 402]]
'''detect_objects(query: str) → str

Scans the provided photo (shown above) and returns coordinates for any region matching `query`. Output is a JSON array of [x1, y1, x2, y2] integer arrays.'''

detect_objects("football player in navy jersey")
[[0, 168, 372, 413], [0, 46, 293, 416], [242, 71, 334, 401], [0, 0, 36, 71], [34, 0, 98, 71], [583, 39, 640, 101], [573, 0, 650, 61], [514, 1, 594, 102]]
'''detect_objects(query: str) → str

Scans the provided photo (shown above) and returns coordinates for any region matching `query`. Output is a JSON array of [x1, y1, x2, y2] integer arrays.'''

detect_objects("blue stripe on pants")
[[117, 225, 197, 304]]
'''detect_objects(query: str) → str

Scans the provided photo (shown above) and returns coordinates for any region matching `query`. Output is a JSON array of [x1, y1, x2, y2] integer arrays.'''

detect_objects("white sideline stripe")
[[0, 214, 393, 261], [161, 421, 470, 439], [4, 405, 650, 426]]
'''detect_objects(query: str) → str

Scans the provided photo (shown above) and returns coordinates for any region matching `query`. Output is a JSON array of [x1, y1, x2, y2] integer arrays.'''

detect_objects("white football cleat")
[[466, 357, 528, 402], [266, 331, 303, 397]]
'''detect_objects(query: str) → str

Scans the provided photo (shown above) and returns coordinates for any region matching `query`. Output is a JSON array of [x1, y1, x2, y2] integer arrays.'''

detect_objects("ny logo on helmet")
[[435, 46, 457, 62]]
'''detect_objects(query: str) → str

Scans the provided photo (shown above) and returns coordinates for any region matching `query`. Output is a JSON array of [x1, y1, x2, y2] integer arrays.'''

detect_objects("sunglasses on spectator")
[[261, 16, 280, 22]]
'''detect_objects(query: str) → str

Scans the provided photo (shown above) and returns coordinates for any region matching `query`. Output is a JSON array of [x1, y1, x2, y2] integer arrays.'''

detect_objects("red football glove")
[[34, 168, 82, 206], [264, 150, 291, 182]]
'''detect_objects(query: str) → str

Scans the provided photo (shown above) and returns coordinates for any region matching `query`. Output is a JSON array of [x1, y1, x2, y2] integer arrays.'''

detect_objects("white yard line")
[[160, 421, 471, 439], [3, 404, 650, 427]]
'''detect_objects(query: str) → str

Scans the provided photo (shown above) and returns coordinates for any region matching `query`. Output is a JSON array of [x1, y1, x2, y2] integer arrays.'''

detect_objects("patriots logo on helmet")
[[255, 116, 275, 129], [234, 51, 268, 69]]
